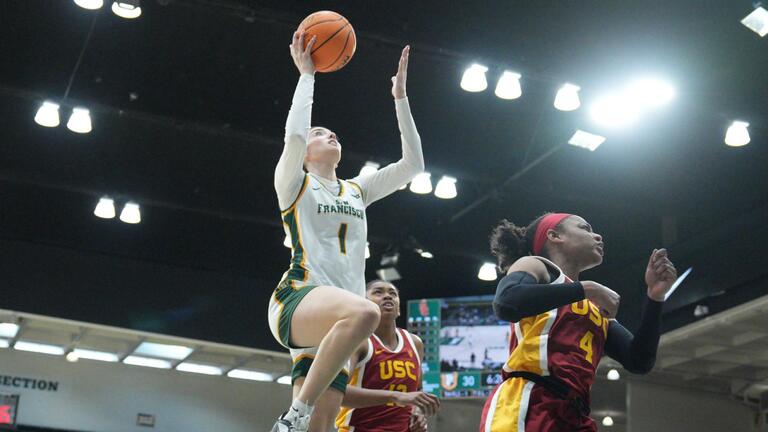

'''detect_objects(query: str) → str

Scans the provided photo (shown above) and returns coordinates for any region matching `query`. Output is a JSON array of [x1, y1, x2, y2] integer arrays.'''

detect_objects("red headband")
[[531, 213, 572, 256]]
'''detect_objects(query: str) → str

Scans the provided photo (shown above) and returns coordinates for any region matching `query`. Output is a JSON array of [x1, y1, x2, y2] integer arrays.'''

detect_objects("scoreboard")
[[407, 297, 507, 399], [421, 370, 503, 398], [406, 299, 441, 373]]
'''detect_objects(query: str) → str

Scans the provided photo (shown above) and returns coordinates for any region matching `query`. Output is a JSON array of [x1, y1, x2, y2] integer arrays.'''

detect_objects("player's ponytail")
[[489, 213, 554, 273]]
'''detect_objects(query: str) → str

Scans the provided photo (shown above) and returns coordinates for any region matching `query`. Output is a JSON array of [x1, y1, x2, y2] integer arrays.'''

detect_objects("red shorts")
[[479, 377, 596, 432]]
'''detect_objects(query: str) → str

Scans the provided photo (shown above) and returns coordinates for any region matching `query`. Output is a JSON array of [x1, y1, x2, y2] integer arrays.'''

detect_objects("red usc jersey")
[[502, 257, 610, 402], [337, 328, 422, 432]]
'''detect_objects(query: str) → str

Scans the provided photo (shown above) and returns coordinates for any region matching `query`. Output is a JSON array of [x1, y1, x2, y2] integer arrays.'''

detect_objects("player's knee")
[[354, 301, 381, 333]]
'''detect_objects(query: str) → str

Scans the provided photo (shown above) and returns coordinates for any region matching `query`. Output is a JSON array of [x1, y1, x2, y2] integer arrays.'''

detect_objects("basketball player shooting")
[[268, 26, 425, 432]]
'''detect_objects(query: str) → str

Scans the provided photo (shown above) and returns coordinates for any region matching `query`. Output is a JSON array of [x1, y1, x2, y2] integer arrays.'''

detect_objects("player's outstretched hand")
[[645, 248, 677, 301], [394, 391, 440, 416], [391, 45, 410, 100]]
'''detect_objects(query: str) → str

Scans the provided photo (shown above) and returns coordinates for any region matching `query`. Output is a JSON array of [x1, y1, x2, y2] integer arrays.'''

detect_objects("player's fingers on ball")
[[299, 32, 307, 51], [306, 35, 317, 51]]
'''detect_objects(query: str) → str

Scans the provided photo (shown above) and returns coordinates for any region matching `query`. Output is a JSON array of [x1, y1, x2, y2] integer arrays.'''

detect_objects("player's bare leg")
[[292, 286, 379, 403]]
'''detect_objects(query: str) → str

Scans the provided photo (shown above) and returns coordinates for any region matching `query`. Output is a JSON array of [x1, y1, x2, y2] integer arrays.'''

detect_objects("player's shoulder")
[[507, 256, 551, 283], [343, 178, 364, 195]]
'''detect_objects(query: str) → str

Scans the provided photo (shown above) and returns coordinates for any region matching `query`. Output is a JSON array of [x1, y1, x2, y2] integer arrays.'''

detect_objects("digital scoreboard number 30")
[[0, 394, 19, 429]]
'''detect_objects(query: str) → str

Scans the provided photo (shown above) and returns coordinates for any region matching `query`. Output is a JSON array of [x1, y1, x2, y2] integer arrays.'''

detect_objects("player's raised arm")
[[275, 31, 316, 210], [605, 249, 676, 374], [351, 46, 425, 206]]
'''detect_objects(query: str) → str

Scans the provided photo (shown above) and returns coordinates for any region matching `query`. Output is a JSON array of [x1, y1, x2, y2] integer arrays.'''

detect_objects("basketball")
[[297, 11, 356, 73]]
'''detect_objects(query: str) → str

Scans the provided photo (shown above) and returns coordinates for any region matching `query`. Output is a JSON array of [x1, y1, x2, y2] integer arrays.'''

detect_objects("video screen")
[[439, 296, 509, 372]]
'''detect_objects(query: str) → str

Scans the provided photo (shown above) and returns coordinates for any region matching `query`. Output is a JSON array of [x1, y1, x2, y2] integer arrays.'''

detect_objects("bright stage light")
[[554, 83, 581, 111], [434, 176, 457, 199], [410, 172, 433, 194], [742, 7, 768, 37], [34, 101, 60, 127], [495, 71, 522, 100], [478, 262, 497, 281], [568, 130, 606, 152], [460, 64, 489, 92], [725, 121, 750, 147], [111, 1, 142, 19], [359, 161, 380, 177]]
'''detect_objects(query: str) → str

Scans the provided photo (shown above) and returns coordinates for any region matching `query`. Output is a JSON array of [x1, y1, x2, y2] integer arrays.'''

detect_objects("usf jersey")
[[281, 173, 368, 296]]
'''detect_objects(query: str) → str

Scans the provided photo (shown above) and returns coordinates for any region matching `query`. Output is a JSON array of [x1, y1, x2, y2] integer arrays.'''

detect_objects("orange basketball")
[[297, 11, 356, 73]]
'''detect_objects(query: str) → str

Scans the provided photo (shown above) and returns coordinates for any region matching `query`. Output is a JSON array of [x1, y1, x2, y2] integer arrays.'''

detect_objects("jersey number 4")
[[579, 331, 594, 364]]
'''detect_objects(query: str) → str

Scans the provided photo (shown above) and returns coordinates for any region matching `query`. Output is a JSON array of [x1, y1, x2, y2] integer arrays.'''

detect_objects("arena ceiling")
[[0, 0, 766, 351]]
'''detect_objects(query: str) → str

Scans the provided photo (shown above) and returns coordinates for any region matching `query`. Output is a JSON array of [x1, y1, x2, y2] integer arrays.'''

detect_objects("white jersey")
[[274, 73, 425, 295], [281, 173, 368, 295]]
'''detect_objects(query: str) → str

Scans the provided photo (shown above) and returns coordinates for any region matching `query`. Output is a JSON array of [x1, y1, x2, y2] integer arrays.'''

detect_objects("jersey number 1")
[[338, 223, 348, 254]]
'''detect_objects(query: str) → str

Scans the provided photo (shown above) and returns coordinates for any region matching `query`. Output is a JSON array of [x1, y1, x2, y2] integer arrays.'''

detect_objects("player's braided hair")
[[489, 212, 556, 273]]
